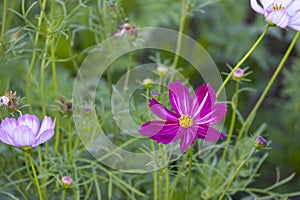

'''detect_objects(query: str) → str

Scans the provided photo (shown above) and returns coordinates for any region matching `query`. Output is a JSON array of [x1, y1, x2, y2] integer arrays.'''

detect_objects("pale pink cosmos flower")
[[139, 81, 227, 153], [0, 114, 56, 150], [250, 0, 300, 31]]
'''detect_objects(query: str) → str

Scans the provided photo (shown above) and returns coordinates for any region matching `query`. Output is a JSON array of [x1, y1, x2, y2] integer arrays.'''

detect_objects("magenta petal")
[[35, 129, 55, 147], [266, 11, 289, 28], [12, 125, 35, 147], [139, 120, 179, 144], [149, 99, 179, 122], [250, 0, 265, 14], [198, 127, 226, 142], [168, 80, 192, 115], [196, 103, 227, 125], [17, 114, 40, 135], [179, 128, 197, 153]]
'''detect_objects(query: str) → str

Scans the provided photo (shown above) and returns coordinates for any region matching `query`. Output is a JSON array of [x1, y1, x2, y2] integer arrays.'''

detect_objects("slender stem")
[[216, 25, 270, 98], [218, 148, 256, 200], [0, 0, 7, 56], [146, 86, 158, 200], [158, 166, 163, 200], [50, 33, 61, 157], [234, 31, 300, 151], [61, 189, 66, 200], [164, 166, 169, 200], [219, 81, 239, 168], [186, 146, 193, 200], [169, 153, 189, 199], [26, 0, 47, 112], [27, 153, 44, 200], [151, 140, 158, 200], [123, 42, 133, 95], [170, 0, 187, 82], [67, 117, 72, 162]]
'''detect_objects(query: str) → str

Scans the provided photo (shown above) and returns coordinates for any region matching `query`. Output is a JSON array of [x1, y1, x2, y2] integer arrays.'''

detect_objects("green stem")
[[123, 42, 133, 95], [158, 166, 163, 200], [164, 166, 169, 200], [186, 146, 193, 200], [146, 86, 158, 200], [170, 0, 187, 82], [27, 153, 44, 200], [216, 25, 270, 98], [151, 140, 158, 200], [61, 189, 66, 200], [234, 31, 300, 150], [67, 117, 72, 162], [169, 153, 189, 199], [218, 148, 256, 200], [0, 0, 7, 56], [219, 81, 239, 168], [26, 0, 47, 113]]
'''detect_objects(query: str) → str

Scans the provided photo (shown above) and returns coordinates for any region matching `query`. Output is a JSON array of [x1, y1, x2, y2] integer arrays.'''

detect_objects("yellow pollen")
[[273, 4, 284, 10], [179, 115, 193, 128]]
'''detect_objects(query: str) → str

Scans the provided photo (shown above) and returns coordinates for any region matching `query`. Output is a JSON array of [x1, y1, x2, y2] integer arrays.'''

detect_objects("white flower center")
[[179, 115, 193, 128]]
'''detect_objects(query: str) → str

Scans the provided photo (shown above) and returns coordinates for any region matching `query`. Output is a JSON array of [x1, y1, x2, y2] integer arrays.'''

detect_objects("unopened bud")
[[150, 92, 161, 100], [127, 28, 138, 41], [233, 68, 244, 81], [143, 78, 153, 88], [62, 176, 73, 189], [254, 136, 267, 150], [156, 65, 168, 77]]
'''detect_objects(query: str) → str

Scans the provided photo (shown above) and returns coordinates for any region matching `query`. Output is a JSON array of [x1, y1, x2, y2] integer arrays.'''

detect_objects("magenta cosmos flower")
[[0, 114, 56, 151], [139, 81, 227, 153], [250, 0, 300, 31]]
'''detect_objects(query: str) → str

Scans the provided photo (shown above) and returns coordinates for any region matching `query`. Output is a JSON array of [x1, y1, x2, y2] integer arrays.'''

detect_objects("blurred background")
[[0, 0, 299, 196]]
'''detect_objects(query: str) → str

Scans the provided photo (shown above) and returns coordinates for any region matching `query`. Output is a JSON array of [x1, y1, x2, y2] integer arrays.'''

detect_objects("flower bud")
[[61, 176, 73, 189], [233, 68, 244, 81], [150, 92, 161, 100], [156, 65, 168, 77], [109, 4, 116, 11], [2, 91, 19, 112], [58, 97, 73, 116], [127, 28, 138, 41], [143, 78, 153, 88], [254, 136, 267, 150]]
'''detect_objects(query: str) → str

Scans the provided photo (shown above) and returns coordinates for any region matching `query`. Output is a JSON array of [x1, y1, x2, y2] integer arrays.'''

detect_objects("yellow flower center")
[[273, 4, 284, 10], [179, 115, 193, 128]]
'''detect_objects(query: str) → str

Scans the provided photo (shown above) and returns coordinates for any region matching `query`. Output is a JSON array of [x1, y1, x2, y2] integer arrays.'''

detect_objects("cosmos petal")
[[198, 127, 226, 142], [0, 129, 14, 146], [17, 114, 40, 135], [149, 99, 179, 122], [250, 0, 265, 14], [35, 129, 55, 147], [139, 120, 180, 143], [195, 103, 227, 125], [261, 0, 277, 10], [289, 11, 300, 31], [179, 128, 197, 153], [286, 1, 300, 16], [0, 118, 17, 135], [12, 125, 35, 147], [169, 80, 192, 115], [266, 11, 289, 28], [37, 116, 55, 138]]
